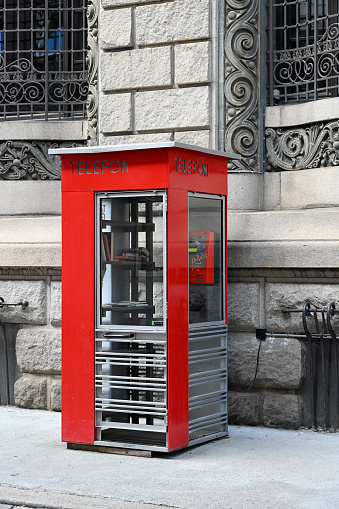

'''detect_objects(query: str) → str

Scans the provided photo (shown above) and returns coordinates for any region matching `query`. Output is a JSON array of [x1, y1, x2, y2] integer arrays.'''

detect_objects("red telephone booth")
[[50, 142, 239, 453]]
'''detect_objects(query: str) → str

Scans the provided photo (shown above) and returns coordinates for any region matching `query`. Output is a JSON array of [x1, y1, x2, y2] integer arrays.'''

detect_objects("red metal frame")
[[60, 144, 228, 451], [61, 190, 95, 443]]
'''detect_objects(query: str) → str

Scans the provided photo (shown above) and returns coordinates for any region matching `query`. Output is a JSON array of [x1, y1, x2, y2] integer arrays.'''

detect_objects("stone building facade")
[[1, 0, 339, 429]]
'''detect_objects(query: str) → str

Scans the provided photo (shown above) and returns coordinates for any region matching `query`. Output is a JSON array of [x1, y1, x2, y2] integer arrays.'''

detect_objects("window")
[[0, 0, 88, 120], [98, 193, 166, 330], [267, 0, 339, 104], [189, 195, 224, 326]]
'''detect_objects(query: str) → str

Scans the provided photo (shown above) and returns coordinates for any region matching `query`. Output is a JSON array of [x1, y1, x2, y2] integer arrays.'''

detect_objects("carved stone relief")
[[87, 0, 99, 146], [266, 120, 339, 171], [225, 0, 260, 172], [0, 141, 82, 180]]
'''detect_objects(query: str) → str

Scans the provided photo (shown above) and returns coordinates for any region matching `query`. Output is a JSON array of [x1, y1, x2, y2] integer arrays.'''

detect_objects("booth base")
[[67, 442, 154, 457]]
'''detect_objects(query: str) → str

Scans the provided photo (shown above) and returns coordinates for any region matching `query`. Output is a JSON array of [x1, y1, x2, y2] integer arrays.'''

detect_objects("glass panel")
[[189, 195, 224, 325], [99, 194, 164, 328]]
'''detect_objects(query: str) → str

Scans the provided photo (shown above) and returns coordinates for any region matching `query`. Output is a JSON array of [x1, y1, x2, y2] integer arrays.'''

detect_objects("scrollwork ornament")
[[0, 141, 84, 180], [86, 0, 99, 146], [266, 120, 339, 171], [225, 0, 259, 172]]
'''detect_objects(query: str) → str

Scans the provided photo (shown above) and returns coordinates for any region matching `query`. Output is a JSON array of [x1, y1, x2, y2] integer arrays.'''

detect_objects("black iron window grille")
[[0, 0, 88, 121], [267, 0, 339, 105]]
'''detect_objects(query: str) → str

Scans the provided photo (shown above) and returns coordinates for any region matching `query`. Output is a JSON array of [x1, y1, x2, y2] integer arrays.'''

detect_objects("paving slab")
[[1, 407, 339, 509]]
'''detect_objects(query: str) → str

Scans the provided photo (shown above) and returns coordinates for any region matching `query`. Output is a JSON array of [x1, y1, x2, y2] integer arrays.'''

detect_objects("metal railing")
[[267, 0, 339, 104], [0, 297, 28, 406], [261, 301, 339, 431], [0, 0, 88, 121]]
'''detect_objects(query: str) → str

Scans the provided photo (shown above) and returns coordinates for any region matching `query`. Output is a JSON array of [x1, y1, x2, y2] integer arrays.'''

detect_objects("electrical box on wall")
[[50, 142, 239, 453]]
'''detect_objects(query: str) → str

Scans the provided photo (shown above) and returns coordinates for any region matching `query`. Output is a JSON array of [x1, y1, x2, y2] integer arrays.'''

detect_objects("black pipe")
[[327, 302, 339, 431], [0, 321, 9, 406], [302, 302, 316, 429]]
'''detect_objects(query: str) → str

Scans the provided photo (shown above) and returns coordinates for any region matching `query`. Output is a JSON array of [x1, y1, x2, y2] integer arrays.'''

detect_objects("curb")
[[0, 486, 179, 509]]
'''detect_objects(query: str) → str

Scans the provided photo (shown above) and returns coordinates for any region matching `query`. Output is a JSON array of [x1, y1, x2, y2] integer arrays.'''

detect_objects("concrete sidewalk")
[[1, 407, 339, 509]]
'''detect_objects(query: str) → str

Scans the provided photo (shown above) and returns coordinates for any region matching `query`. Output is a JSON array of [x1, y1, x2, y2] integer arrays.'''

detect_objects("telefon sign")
[[175, 157, 208, 176], [70, 159, 128, 175]]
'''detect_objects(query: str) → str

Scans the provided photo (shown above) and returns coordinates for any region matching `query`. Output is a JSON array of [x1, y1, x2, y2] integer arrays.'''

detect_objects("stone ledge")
[[0, 216, 61, 268], [0, 181, 61, 215], [0, 244, 61, 268], [229, 168, 339, 212], [266, 97, 339, 128], [0, 216, 61, 243], [228, 207, 339, 269], [228, 208, 339, 242], [228, 240, 339, 269], [0, 121, 87, 141]]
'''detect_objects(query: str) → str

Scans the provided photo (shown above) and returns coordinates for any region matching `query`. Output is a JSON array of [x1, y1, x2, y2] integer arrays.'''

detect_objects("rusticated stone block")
[[103, 0, 164, 5], [50, 281, 61, 326], [228, 282, 260, 331], [100, 7, 132, 49], [228, 391, 260, 425], [16, 327, 61, 374], [175, 42, 210, 84], [14, 376, 47, 409], [100, 132, 172, 145], [100, 93, 132, 133], [50, 379, 61, 411], [263, 393, 302, 429], [101, 47, 172, 91], [136, 0, 209, 45], [0, 280, 47, 324], [174, 130, 210, 147], [228, 332, 304, 389], [135, 87, 209, 131], [265, 283, 339, 333]]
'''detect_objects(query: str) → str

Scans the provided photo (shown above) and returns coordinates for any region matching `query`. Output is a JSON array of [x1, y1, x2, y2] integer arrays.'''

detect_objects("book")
[[102, 232, 114, 261]]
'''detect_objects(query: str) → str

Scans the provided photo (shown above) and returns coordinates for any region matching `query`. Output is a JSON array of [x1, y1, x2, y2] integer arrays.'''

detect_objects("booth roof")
[[48, 141, 241, 160]]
